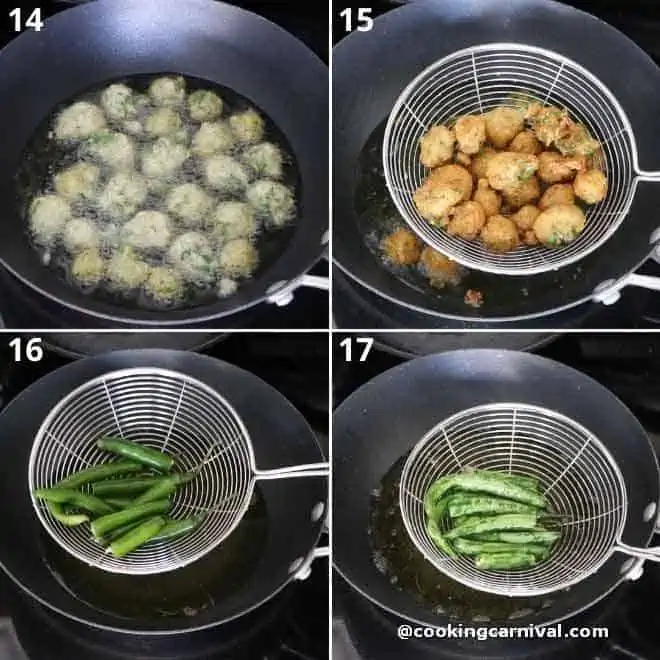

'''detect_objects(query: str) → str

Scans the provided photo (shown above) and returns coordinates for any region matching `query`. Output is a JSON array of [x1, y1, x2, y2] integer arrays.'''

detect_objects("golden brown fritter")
[[454, 115, 487, 155], [419, 247, 462, 287], [502, 176, 540, 209], [511, 205, 541, 232], [426, 164, 474, 201], [523, 229, 539, 246], [382, 228, 423, 265], [419, 125, 456, 168], [525, 103, 571, 147], [464, 289, 484, 308], [413, 184, 462, 225], [473, 179, 501, 217], [455, 151, 472, 168], [573, 169, 608, 204], [539, 183, 575, 210], [447, 201, 486, 240], [486, 152, 539, 191], [471, 147, 497, 180], [533, 204, 586, 247], [537, 151, 587, 184], [509, 130, 543, 155], [555, 122, 600, 157], [481, 214, 520, 252], [485, 107, 525, 148]]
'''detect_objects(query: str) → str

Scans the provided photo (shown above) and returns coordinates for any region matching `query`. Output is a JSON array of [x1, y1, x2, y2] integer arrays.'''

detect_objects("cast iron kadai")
[[333, 349, 659, 628], [0, 349, 328, 633], [333, 0, 660, 322], [29, 366, 328, 575], [0, 0, 328, 326], [400, 401, 660, 597]]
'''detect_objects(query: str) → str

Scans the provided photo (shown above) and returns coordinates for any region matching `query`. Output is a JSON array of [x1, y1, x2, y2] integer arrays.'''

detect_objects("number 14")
[[9, 8, 44, 32]]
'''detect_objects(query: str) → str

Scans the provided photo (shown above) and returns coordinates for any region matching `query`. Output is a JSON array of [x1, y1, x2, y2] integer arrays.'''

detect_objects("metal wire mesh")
[[399, 403, 627, 597], [383, 43, 637, 275], [28, 367, 259, 575]]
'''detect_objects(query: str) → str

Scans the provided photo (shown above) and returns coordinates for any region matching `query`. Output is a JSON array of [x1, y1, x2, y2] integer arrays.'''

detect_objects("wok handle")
[[291, 545, 330, 581], [593, 272, 660, 306], [266, 274, 330, 307], [616, 541, 660, 562], [254, 462, 329, 479]]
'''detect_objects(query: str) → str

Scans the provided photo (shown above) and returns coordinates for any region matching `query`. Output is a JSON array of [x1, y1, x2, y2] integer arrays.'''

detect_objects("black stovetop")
[[0, 0, 328, 331], [0, 333, 329, 660], [333, 331, 660, 660]]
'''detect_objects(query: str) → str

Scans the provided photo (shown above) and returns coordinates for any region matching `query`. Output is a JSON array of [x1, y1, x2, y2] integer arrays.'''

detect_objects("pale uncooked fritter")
[[145, 107, 183, 137], [141, 137, 189, 180], [107, 247, 150, 289], [217, 277, 238, 298], [122, 119, 143, 136], [62, 217, 99, 253], [122, 210, 173, 251], [29, 195, 71, 244], [229, 109, 264, 144], [204, 154, 249, 193], [167, 231, 216, 281], [166, 183, 214, 227], [242, 142, 283, 179], [100, 84, 138, 122], [97, 171, 148, 220], [144, 266, 184, 304], [246, 179, 295, 226], [192, 121, 235, 157], [53, 163, 100, 201], [85, 131, 135, 170], [71, 248, 105, 286], [148, 76, 186, 107], [55, 102, 107, 141], [211, 201, 257, 242], [188, 90, 223, 122], [218, 238, 258, 278]]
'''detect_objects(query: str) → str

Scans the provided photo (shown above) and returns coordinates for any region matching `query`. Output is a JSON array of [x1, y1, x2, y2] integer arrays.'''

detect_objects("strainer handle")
[[636, 170, 660, 182], [615, 541, 660, 562], [254, 462, 329, 480]]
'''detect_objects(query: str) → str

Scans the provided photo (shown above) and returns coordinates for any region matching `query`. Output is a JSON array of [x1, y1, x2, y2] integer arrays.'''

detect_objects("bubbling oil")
[[16, 73, 299, 312]]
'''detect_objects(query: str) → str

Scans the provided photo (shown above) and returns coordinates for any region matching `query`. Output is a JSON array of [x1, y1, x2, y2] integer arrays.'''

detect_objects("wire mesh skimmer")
[[383, 43, 660, 276], [399, 402, 660, 597], [28, 367, 328, 576]]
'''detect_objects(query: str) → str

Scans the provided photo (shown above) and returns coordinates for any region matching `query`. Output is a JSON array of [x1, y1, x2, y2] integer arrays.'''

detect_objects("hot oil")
[[40, 487, 268, 620], [369, 456, 555, 621], [354, 122, 580, 311], [15, 73, 299, 312]]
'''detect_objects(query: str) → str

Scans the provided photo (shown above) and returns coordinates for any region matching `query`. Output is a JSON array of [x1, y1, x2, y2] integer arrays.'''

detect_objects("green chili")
[[56, 460, 143, 489], [34, 487, 114, 516], [90, 499, 171, 540], [107, 517, 167, 558], [97, 437, 175, 472]]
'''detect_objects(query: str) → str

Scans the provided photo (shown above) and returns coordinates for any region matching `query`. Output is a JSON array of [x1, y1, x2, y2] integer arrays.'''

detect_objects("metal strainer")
[[383, 43, 660, 276], [28, 367, 328, 576], [399, 402, 660, 597]]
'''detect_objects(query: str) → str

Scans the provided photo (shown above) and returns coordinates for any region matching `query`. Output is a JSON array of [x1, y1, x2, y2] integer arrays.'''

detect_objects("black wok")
[[333, 0, 660, 322], [0, 349, 327, 633], [333, 349, 659, 627], [0, 0, 328, 326]]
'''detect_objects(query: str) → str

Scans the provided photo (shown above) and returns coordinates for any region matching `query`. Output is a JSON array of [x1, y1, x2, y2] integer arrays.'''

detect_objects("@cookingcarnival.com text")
[[397, 623, 609, 641]]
